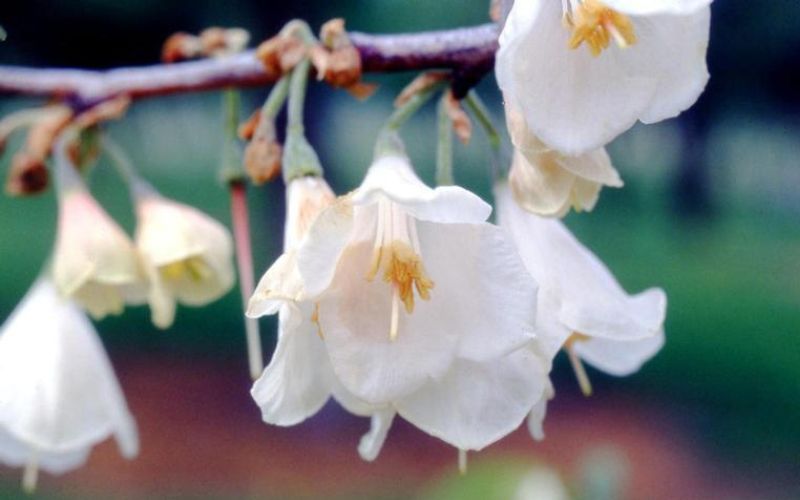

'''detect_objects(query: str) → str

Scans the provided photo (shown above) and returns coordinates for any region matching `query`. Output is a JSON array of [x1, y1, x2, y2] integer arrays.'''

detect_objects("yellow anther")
[[160, 256, 212, 282], [380, 241, 434, 314], [566, 0, 636, 57]]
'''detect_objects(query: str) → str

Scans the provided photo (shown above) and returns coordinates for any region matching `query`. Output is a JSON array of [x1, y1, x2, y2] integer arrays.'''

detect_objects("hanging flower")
[[134, 183, 235, 329], [506, 103, 622, 217], [52, 161, 146, 319], [247, 175, 345, 426], [495, 183, 666, 394], [0, 279, 138, 492], [496, 0, 712, 155], [288, 154, 547, 452]]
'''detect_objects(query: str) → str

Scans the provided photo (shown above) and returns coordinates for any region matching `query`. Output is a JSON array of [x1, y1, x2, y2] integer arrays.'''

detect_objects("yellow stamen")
[[160, 256, 212, 282], [565, 0, 636, 57], [565, 332, 593, 396]]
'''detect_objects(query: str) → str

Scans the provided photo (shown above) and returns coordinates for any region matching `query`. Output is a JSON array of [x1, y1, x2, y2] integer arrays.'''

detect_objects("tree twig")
[[0, 24, 498, 105]]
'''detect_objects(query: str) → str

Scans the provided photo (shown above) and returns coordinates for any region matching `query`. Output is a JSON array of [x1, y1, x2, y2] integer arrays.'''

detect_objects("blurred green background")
[[1, 1, 799, 498]]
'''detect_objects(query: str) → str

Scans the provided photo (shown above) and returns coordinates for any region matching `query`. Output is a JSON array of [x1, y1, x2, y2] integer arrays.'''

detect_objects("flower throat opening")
[[563, 0, 637, 56], [366, 199, 434, 341], [161, 256, 212, 282]]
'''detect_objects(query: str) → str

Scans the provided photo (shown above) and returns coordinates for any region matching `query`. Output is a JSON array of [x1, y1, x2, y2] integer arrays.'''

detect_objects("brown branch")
[[0, 24, 498, 105]]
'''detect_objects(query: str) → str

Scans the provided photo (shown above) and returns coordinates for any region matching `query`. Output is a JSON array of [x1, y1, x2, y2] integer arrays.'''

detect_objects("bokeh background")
[[1, 1, 799, 498]]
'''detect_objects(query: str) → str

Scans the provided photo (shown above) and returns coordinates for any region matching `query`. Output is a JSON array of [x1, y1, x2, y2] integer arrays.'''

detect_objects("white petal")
[[0, 428, 91, 474], [396, 348, 547, 451], [144, 263, 176, 329], [136, 195, 234, 306], [247, 251, 304, 318], [54, 190, 145, 316], [250, 304, 332, 426], [416, 222, 538, 362], [604, 0, 712, 16], [496, 184, 667, 341], [497, 0, 657, 154], [627, 9, 712, 124], [509, 150, 575, 217], [358, 409, 395, 462], [315, 241, 461, 403], [0, 280, 138, 471], [527, 378, 554, 442], [284, 176, 336, 251], [553, 147, 622, 187], [331, 378, 383, 417], [352, 155, 491, 224], [574, 329, 665, 376], [296, 197, 358, 298]]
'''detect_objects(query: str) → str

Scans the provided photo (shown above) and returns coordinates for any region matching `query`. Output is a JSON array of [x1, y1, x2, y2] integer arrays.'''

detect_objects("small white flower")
[[134, 186, 235, 329], [53, 167, 146, 319], [289, 154, 547, 452], [247, 176, 345, 426], [0, 279, 138, 491], [496, 183, 666, 392], [497, 0, 712, 155]]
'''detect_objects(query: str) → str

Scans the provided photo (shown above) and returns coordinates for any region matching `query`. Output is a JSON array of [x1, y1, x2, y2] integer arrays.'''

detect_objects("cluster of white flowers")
[[0, 138, 236, 489], [247, 0, 710, 466], [0, 0, 712, 489]]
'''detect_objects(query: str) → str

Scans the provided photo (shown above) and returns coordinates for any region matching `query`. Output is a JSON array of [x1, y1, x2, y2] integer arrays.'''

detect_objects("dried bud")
[[6, 151, 48, 196], [238, 110, 261, 141], [490, 0, 503, 22], [320, 18, 347, 50], [444, 91, 472, 145], [345, 81, 378, 101], [394, 72, 450, 108], [161, 32, 202, 63], [200, 27, 250, 57], [255, 35, 306, 77], [244, 138, 282, 185]]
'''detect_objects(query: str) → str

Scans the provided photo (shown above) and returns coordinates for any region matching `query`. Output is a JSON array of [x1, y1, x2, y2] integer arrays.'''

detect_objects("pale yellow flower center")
[[160, 256, 212, 282], [564, 0, 637, 57], [366, 199, 434, 341]]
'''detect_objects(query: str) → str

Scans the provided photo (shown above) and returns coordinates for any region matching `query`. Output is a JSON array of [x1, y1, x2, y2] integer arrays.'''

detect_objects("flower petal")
[[496, 0, 657, 154], [527, 378, 555, 442], [247, 251, 304, 318], [352, 155, 491, 224], [626, 9, 712, 124], [573, 329, 665, 376], [496, 184, 667, 341], [509, 150, 575, 217], [358, 408, 395, 462], [316, 241, 461, 403], [296, 198, 358, 298], [415, 221, 538, 362], [604, 0, 712, 16], [250, 304, 332, 426], [0, 280, 139, 464], [396, 348, 547, 451], [553, 147, 622, 187]]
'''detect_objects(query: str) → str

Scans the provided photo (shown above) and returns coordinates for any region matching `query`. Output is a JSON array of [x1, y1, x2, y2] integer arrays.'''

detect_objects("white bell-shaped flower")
[[247, 176, 347, 426], [134, 183, 235, 329], [496, 183, 666, 388], [0, 279, 138, 491], [289, 154, 547, 452], [496, 0, 712, 155], [52, 160, 146, 319]]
